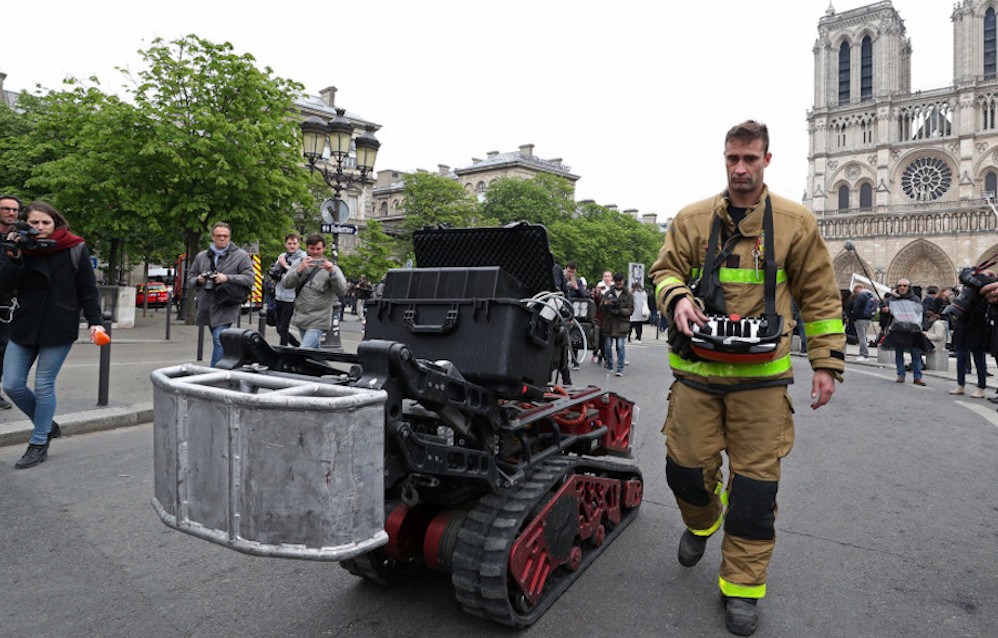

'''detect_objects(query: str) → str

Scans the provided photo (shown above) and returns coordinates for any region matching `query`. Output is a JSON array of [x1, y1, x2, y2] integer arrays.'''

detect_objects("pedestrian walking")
[[651, 121, 844, 635], [0, 201, 105, 469]]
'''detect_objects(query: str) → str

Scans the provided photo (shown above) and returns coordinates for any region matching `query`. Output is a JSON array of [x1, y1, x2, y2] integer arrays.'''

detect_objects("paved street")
[[2, 326, 996, 637]]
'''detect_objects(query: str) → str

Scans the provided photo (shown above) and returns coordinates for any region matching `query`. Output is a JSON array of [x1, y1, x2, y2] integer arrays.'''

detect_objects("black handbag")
[[213, 281, 251, 307]]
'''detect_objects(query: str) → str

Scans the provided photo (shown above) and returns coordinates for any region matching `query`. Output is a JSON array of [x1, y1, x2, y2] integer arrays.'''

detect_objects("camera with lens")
[[199, 270, 218, 291], [943, 267, 997, 321], [0, 220, 57, 253], [268, 261, 287, 283]]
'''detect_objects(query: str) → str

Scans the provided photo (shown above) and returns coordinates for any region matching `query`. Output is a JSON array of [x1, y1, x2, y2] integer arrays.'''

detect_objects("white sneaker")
[[949, 386, 964, 395], [855, 356, 869, 362], [971, 387, 987, 398], [633, 339, 641, 344]]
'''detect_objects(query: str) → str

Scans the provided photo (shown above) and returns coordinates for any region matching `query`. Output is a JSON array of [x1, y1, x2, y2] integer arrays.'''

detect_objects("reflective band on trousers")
[[689, 513, 723, 537], [690, 267, 787, 284], [669, 352, 792, 377], [720, 577, 766, 599], [804, 318, 845, 336]]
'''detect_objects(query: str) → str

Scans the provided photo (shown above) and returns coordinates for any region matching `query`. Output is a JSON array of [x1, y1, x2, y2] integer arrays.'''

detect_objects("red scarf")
[[20, 228, 85, 256]]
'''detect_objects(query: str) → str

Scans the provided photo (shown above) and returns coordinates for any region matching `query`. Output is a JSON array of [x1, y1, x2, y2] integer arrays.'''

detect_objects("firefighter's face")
[[725, 138, 770, 200]]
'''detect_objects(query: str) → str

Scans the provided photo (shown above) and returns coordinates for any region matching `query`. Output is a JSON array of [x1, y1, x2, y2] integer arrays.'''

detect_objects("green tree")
[[338, 219, 400, 283], [480, 173, 576, 227], [125, 35, 316, 320], [401, 172, 479, 232], [548, 203, 664, 285]]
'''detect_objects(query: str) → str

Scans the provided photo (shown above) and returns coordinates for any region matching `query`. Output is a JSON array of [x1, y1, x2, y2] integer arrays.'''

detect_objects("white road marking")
[[955, 400, 998, 429]]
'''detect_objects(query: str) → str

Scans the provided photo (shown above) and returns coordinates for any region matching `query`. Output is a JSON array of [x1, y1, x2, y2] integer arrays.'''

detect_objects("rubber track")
[[450, 456, 642, 626]]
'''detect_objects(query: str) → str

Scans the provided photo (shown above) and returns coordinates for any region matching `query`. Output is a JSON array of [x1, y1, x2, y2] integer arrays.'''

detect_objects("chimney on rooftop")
[[487, 151, 499, 159], [641, 213, 658, 225], [438, 164, 450, 176], [319, 86, 337, 108], [519, 144, 534, 158]]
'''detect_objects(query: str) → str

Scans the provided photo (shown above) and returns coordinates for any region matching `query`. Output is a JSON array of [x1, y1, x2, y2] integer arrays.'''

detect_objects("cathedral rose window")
[[901, 157, 952, 202]]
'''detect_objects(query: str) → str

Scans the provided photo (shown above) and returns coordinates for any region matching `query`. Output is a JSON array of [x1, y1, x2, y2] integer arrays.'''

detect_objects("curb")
[[0, 402, 154, 448]]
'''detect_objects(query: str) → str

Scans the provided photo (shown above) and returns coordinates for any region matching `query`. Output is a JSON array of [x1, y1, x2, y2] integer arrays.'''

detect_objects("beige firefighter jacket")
[[649, 187, 845, 389]]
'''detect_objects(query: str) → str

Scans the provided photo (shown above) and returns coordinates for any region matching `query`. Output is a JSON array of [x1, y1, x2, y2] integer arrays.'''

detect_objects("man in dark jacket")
[[600, 272, 634, 376], [188, 222, 254, 366], [883, 279, 928, 385]]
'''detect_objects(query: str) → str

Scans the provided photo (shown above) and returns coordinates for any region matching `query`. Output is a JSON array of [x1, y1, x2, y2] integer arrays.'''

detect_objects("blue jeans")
[[895, 347, 923, 380], [956, 347, 987, 389], [2, 341, 73, 444], [603, 336, 626, 373], [299, 328, 323, 349], [210, 324, 231, 367]]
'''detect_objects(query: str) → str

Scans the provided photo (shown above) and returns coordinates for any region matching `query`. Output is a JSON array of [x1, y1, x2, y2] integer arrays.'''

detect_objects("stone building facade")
[[370, 145, 580, 230], [807, 1, 998, 293]]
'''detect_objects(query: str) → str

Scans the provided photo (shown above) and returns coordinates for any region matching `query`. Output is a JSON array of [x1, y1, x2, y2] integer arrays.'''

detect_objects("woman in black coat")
[[0, 201, 104, 469]]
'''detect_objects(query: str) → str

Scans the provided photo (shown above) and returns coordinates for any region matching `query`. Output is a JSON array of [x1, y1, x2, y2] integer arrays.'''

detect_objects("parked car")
[[136, 282, 170, 308]]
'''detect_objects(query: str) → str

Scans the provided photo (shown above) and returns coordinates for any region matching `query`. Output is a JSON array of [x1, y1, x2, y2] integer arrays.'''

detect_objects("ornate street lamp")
[[299, 108, 380, 201]]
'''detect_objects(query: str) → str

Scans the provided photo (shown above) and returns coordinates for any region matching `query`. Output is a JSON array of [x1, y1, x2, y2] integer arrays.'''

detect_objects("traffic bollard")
[[197, 324, 205, 362], [165, 292, 172, 340], [97, 312, 112, 406], [258, 309, 267, 337]]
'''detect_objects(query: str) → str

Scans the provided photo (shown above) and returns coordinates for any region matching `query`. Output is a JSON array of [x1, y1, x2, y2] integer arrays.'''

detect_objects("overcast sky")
[[2, 1, 954, 221]]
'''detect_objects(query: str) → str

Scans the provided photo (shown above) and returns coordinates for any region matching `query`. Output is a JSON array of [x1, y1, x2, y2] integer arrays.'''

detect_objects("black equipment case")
[[364, 224, 559, 398]]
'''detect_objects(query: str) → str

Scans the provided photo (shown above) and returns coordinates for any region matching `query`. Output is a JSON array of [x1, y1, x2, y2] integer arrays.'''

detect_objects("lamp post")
[[299, 109, 381, 258], [299, 109, 380, 352]]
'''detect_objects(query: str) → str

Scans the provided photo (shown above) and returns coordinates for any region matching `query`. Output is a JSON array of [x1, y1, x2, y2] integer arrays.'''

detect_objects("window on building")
[[380, 202, 388, 216], [986, 171, 997, 196], [860, 37, 873, 101], [838, 185, 850, 211], [838, 41, 851, 106], [986, 8, 997, 80], [860, 183, 873, 208]]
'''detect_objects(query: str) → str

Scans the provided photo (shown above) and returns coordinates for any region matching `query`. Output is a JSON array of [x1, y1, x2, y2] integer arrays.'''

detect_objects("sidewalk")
[[0, 309, 366, 447]]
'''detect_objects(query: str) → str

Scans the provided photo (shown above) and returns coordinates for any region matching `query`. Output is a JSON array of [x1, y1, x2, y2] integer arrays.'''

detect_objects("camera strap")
[[0, 296, 18, 324], [295, 266, 320, 295]]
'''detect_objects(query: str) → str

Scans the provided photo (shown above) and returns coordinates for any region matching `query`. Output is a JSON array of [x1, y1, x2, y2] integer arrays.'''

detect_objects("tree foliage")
[[401, 172, 479, 232], [480, 174, 576, 227], [338, 219, 400, 284]]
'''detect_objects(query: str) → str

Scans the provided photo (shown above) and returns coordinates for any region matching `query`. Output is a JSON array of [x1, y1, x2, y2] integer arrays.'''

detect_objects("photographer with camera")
[[0, 193, 23, 410], [600, 272, 633, 377], [187, 222, 254, 367], [280, 233, 346, 349], [1, 201, 105, 469], [269, 233, 306, 347]]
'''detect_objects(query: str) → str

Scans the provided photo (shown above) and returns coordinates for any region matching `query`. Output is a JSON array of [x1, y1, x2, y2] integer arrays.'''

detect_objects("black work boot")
[[0, 393, 11, 410], [15, 443, 48, 470], [677, 529, 708, 567], [723, 596, 759, 636], [48, 421, 62, 440]]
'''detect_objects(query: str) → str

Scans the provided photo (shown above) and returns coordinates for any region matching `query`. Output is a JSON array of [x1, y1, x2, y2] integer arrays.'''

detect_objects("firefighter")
[[650, 121, 845, 636]]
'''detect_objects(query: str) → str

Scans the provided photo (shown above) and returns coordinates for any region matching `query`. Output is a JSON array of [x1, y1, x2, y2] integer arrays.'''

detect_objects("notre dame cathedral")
[[806, 0, 998, 294]]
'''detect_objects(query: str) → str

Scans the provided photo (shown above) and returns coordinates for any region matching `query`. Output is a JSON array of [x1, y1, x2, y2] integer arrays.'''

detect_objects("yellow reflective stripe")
[[669, 352, 792, 377], [689, 513, 723, 537], [719, 577, 766, 599], [656, 277, 684, 298], [717, 483, 729, 506], [804, 319, 845, 336], [690, 268, 787, 284]]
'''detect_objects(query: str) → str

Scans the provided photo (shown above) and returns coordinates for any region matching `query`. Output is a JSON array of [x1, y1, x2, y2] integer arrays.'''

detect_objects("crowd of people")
[[843, 278, 994, 396]]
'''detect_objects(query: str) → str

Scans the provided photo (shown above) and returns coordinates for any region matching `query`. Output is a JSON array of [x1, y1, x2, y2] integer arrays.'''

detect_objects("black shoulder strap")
[[295, 266, 319, 295], [69, 243, 84, 274], [762, 196, 777, 319]]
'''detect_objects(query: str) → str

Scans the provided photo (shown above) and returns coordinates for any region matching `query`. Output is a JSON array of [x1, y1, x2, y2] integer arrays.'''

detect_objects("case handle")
[[403, 306, 460, 334]]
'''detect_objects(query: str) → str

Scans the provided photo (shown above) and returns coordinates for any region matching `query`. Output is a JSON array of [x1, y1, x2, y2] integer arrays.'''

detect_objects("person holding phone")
[[280, 233, 347, 349]]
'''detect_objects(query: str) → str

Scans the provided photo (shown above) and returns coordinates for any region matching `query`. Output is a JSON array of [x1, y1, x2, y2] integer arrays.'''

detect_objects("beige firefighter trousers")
[[663, 380, 795, 595]]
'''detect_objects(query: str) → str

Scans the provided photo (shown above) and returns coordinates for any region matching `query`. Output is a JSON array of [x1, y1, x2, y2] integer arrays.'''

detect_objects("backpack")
[[862, 291, 877, 319]]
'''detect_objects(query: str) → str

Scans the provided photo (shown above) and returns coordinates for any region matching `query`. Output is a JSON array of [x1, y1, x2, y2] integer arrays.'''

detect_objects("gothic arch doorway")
[[886, 239, 956, 289], [833, 248, 875, 291]]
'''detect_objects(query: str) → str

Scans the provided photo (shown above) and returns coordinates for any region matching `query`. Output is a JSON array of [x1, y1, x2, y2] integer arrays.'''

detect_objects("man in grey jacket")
[[281, 233, 347, 349], [188, 222, 254, 366], [271, 233, 306, 346]]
